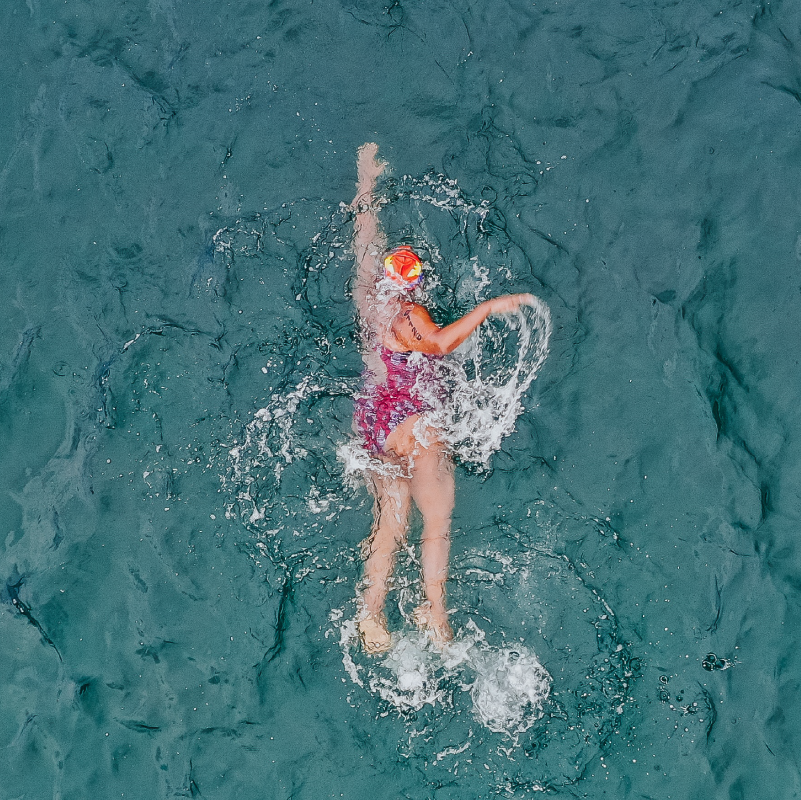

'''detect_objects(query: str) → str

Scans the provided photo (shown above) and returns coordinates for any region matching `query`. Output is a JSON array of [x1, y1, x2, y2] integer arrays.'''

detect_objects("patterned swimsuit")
[[354, 347, 438, 454]]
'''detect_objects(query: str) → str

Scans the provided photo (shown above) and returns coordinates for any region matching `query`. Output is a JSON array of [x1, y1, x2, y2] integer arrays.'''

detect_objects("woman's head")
[[384, 246, 423, 289]]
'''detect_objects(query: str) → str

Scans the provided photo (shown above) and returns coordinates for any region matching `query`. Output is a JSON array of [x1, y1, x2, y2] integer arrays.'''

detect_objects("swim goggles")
[[384, 245, 423, 287]]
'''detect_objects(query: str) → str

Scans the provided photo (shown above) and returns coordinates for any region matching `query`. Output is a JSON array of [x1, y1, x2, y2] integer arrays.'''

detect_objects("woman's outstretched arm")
[[351, 143, 387, 322], [391, 294, 535, 355]]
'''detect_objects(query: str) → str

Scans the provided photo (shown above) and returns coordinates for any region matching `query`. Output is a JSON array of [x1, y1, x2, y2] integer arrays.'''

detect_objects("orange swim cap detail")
[[384, 246, 423, 286]]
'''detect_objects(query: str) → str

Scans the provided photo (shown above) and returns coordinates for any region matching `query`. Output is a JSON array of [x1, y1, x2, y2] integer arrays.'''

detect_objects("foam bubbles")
[[419, 298, 552, 469], [470, 646, 551, 736], [214, 177, 636, 787], [337, 618, 551, 740]]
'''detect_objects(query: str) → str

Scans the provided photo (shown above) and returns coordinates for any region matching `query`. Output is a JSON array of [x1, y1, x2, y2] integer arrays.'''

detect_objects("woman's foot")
[[413, 602, 454, 648], [359, 613, 392, 654]]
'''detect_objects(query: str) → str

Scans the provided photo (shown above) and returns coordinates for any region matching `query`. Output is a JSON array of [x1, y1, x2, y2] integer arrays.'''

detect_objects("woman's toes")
[[413, 604, 453, 647], [359, 615, 392, 654]]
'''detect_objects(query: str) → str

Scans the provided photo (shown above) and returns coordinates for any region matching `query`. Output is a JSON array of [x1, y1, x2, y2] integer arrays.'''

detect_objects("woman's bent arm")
[[392, 294, 534, 355]]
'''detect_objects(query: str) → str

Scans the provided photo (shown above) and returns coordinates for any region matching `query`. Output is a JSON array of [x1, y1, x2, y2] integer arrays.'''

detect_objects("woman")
[[351, 143, 533, 653]]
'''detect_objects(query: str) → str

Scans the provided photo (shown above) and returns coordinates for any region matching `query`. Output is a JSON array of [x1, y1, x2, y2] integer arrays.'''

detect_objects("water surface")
[[2, 1, 801, 797]]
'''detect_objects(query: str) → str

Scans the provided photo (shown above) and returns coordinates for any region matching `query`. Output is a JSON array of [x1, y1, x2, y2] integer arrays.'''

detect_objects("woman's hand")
[[354, 143, 387, 204], [483, 293, 535, 316]]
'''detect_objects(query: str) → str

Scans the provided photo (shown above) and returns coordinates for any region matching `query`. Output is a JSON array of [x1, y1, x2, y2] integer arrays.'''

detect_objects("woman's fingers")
[[504, 293, 534, 305], [489, 293, 536, 314], [356, 143, 387, 191]]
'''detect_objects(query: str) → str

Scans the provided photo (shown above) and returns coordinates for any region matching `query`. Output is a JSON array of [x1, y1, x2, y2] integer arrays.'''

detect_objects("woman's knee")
[[421, 524, 451, 545], [379, 494, 411, 536]]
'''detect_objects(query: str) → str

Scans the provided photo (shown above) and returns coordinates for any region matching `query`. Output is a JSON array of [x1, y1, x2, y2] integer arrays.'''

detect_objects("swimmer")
[[351, 143, 534, 654]]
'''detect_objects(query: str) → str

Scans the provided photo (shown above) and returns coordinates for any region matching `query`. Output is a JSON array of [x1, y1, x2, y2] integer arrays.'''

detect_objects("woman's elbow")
[[426, 336, 453, 356]]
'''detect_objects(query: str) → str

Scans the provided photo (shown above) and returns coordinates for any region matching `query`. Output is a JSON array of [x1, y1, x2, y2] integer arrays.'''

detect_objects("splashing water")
[[335, 616, 551, 739], [212, 174, 637, 781], [208, 178, 641, 789], [225, 374, 356, 526], [470, 644, 552, 736], [417, 298, 552, 469], [337, 298, 551, 481]]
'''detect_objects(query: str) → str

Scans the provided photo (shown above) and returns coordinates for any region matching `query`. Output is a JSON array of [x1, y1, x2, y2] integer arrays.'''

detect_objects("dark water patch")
[[116, 718, 161, 734], [0, 325, 40, 395], [2, 570, 63, 662]]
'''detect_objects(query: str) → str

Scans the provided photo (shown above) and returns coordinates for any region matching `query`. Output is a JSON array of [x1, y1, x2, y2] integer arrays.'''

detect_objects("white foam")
[[335, 617, 551, 740], [419, 298, 552, 468], [370, 634, 449, 712], [338, 619, 364, 688], [337, 439, 411, 484], [470, 646, 551, 736], [339, 297, 552, 481]]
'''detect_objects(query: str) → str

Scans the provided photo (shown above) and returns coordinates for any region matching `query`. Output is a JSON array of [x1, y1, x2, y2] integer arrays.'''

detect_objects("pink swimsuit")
[[354, 347, 438, 454]]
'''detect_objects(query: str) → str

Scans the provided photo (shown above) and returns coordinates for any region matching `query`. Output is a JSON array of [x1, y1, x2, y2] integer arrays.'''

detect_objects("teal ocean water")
[[2, 1, 801, 797]]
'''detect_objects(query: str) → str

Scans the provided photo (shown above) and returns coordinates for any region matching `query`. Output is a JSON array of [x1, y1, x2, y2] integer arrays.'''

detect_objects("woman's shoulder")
[[396, 300, 431, 320]]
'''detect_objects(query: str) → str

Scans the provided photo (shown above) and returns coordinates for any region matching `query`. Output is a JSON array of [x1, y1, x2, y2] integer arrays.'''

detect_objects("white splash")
[[337, 439, 411, 485], [470, 646, 552, 736], [372, 634, 451, 712], [336, 618, 551, 739], [419, 298, 552, 468], [338, 296, 552, 480]]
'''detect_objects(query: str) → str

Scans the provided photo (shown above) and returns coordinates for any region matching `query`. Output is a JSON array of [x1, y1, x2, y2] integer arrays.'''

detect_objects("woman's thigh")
[[384, 414, 445, 458], [383, 414, 420, 458], [409, 442, 455, 526]]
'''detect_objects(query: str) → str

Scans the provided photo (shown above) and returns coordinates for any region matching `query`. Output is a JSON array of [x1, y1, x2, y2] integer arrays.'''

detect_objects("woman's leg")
[[386, 417, 456, 644], [409, 441, 455, 644], [359, 471, 411, 653]]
